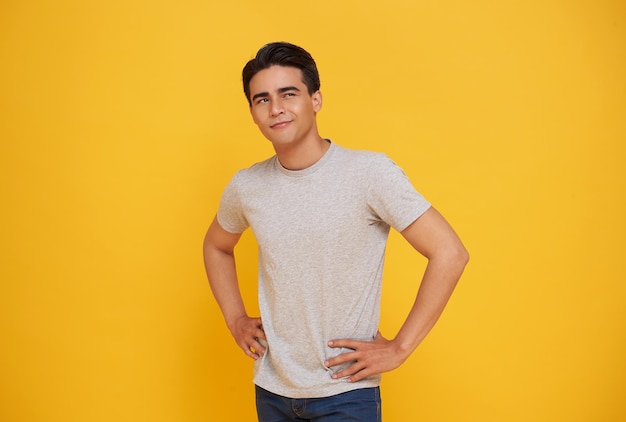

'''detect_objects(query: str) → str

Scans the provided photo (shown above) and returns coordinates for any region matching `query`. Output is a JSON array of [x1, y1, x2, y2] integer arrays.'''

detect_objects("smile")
[[270, 121, 291, 129]]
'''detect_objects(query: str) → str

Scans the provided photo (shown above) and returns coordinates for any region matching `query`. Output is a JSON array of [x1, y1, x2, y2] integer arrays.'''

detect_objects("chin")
[[267, 135, 296, 146]]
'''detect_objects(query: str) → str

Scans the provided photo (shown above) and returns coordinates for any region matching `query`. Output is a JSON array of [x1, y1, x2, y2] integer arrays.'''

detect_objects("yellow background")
[[1, 0, 624, 421]]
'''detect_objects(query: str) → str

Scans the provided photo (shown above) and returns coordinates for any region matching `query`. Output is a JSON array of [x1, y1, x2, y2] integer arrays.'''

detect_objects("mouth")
[[270, 120, 292, 129]]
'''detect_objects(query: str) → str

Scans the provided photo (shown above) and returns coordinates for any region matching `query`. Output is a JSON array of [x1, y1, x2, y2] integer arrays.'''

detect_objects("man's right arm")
[[203, 216, 266, 359]]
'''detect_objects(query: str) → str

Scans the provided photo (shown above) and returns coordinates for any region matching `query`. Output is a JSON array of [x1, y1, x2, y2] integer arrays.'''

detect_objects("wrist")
[[392, 337, 419, 360], [225, 313, 248, 332]]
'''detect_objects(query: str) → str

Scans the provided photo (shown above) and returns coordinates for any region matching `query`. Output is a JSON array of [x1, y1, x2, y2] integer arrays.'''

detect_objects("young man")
[[203, 42, 469, 421]]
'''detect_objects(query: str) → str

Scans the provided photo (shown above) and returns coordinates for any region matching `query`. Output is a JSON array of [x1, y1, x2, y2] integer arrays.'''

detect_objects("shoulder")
[[229, 155, 278, 184], [338, 146, 414, 189], [244, 154, 277, 174], [331, 143, 390, 169]]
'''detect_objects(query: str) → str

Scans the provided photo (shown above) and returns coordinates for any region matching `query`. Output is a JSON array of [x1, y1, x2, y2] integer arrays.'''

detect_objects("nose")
[[270, 99, 284, 116]]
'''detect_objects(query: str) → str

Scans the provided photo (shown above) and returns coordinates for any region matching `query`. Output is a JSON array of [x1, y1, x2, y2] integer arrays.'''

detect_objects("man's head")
[[242, 42, 320, 106]]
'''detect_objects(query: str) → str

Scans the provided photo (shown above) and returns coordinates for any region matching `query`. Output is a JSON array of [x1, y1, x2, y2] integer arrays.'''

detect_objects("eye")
[[255, 98, 269, 105]]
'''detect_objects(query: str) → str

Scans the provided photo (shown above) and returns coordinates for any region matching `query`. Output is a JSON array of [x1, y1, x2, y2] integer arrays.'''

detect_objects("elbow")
[[459, 244, 470, 266], [449, 242, 470, 271], [427, 242, 469, 273]]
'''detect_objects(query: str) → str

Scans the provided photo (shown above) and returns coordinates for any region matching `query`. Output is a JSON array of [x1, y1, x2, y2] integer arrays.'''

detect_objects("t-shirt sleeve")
[[366, 154, 431, 232], [216, 172, 249, 234]]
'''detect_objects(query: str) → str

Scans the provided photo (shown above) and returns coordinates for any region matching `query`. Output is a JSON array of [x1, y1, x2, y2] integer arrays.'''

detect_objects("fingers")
[[327, 339, 358, 349], [242, 337, 266, 359], [324, 338, 366, 367], [332, 361, 368, 382], [254, 321, 267, 341], [324, 340, 365, 382], [233, 316, 266, 359], [324, 334, 398, 383], [324, 349, 356, 368]]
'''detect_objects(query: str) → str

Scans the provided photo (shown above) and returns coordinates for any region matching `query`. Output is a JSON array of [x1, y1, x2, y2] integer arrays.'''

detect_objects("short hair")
[[242, 42, 321, 106]]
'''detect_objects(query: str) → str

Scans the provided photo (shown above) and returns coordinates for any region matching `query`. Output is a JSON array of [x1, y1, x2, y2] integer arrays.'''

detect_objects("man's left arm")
[[325, 207, 469, 382]]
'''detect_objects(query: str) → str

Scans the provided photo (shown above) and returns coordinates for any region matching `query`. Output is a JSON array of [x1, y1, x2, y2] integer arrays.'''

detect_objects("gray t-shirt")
[[217, 141, 431, 398]]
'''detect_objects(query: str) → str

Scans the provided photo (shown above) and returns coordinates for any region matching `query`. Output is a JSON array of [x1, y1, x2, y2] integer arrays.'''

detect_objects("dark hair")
[[242, 42, 320, 106]]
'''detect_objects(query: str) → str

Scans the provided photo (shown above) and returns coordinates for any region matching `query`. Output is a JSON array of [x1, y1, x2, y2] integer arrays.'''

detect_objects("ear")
[[312, 90, 322, 112]]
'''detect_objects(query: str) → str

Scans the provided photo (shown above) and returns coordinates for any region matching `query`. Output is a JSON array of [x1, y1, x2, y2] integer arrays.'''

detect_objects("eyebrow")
[[251, 86, 301, 102]]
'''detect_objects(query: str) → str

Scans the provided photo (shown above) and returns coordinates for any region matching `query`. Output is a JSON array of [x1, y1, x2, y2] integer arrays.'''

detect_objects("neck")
[[274, 136, 330, 170]]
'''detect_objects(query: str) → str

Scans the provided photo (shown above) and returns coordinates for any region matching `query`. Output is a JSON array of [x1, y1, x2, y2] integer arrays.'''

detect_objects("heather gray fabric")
[[217, 141, 431, 398]]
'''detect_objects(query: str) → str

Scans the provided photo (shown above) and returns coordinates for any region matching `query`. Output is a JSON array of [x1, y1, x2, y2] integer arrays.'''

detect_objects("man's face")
[[248, 65, 322, 148]]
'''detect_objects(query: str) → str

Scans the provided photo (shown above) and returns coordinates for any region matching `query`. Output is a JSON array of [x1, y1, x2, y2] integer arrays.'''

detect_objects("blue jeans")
[[255, 385, 382, 421]]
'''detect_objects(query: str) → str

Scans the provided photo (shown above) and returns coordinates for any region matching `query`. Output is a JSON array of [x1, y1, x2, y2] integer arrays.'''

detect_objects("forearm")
[[204, 247, 247, 329], [202, 220, 249, 331], [394, 249, 468, 356], [203, 224, 267, 359]]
